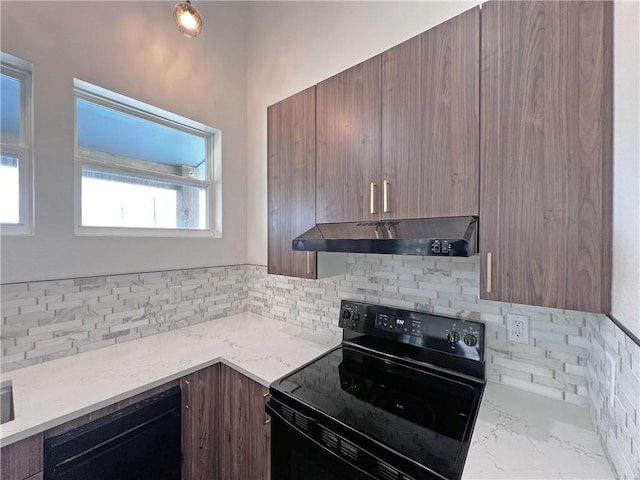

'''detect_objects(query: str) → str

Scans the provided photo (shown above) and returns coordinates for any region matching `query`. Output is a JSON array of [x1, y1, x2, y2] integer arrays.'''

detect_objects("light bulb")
[[173, 1, 203, 38], [180, 11, 198, 30]]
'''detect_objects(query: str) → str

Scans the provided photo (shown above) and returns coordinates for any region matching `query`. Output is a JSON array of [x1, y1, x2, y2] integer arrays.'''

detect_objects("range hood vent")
[[292, 216, 478, 257]]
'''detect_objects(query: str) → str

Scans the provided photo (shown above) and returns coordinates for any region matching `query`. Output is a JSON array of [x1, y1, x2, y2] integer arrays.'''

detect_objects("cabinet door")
[[182, 364, 220, 480], [316, 55, 382, 223], [480, 1, 612, 312], [0, 434, 43, 480], [382, 7, 479, 220], [219, 365, 270, 480], [267, 87, 317, 278]]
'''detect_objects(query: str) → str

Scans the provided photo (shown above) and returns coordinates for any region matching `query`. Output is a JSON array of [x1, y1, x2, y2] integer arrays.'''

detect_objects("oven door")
[[267, 398, 437, 480], [267, 402, 375, 480]]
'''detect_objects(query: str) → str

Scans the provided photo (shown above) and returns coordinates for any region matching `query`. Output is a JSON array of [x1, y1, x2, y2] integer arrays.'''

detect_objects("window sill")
[[74, 225, 221, 238], [1, 223, 33, 236]]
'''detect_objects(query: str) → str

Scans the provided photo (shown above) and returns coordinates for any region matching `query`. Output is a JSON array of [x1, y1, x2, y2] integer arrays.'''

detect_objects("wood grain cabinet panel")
[[267, 87, 317, 278], [219, 365, 270, 480], [382, 6, 479, 220], [182, 364, 221, 480], [480, 1, 613, 312], [316, 55, 382, 223], [0, 434, 43, 480]]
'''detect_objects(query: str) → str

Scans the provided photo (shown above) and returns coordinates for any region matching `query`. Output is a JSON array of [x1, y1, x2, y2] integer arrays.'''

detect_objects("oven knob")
[[350, 312, 361, 329], [446, 331, 460, 345], [463, 334, 478, 347], [342, 309, 351, 320]]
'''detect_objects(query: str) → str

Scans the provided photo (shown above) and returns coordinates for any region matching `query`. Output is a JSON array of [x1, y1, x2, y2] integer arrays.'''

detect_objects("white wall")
[[246, 1, 477, 266], [612, 1, 640, 338], [0, 1, 248, 283], [247, 1, 640, 336]]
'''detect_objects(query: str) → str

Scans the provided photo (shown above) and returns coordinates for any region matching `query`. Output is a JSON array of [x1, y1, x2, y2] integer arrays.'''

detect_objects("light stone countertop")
[[464, 383, 614, 479], [0, 312, 614, 479], [0, 312, 340, 446]]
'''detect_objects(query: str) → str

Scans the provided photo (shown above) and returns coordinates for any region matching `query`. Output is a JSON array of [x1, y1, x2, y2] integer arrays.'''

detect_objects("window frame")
[[1, 52, 34, 235], [73, 79, 221, 238]]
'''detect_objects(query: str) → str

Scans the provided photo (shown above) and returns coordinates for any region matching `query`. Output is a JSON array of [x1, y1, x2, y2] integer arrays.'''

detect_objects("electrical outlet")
[[169, 285, 182, 304], [605, 352, 616, 407], [506, 314, 529, 344]]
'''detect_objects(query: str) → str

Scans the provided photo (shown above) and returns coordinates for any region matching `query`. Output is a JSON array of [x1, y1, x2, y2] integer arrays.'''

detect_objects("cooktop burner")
[[369, 391, 435, 431], [301, 369, 353, 396]]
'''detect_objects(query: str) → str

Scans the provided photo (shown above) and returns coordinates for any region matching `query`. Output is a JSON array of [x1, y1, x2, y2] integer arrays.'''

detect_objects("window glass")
[[76, 99, 207, 181], [0, 154, 19, 223], [1, 74, 21, 143], [81, 167, 207, 229]]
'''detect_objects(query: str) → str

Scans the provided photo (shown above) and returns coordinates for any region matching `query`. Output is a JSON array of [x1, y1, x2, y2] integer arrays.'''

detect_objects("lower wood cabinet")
[[181, 363, 270, 480], [219, 364, 270, 480], [0, 365, 270, 480], [182, 364, 221, 480], [0, 433, 43, 480]]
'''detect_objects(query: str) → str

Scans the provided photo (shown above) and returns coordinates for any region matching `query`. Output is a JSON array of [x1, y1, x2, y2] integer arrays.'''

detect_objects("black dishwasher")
[[44, 386, 181, 480]]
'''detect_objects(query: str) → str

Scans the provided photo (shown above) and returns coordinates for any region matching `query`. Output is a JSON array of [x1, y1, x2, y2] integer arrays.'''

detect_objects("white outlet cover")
[[506, 314, 530, 345]]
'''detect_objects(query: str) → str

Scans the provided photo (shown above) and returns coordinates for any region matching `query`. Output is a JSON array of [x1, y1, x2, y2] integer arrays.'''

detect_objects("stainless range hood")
[[292, 216, 478, 257]]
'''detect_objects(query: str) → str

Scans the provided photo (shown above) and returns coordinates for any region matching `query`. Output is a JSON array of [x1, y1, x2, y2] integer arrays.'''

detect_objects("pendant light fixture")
[[173, 0, 203, 38]]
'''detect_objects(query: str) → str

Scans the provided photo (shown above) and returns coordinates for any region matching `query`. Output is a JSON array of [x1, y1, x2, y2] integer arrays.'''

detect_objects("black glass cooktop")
[[273, 346, 483, 479]]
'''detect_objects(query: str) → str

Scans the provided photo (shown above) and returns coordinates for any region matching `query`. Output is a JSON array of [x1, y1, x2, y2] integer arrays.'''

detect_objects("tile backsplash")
[[249, 254, 591, 405], [588, 315, 640, 479], [2, 254, 638, 477], [1, 266, 246, 371]]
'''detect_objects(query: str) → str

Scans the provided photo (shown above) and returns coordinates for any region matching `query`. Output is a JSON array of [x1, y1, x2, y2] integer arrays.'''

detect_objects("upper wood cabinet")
[[381, 6, 480, 220], [314, 8, 480, 224], [316, 55, 382, 224], [267, 87, 317, 278], [479, 1, 613, 313]]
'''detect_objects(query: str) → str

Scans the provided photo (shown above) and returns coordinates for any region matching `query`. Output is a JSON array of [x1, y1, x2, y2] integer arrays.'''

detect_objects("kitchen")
[[1, 1, 638, 479]]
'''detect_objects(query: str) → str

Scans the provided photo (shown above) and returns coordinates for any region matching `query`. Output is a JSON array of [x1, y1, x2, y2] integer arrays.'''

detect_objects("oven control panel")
[[338, 301, 368, 331], [375, 313, 424, 337], [339, 300, 485, 364]]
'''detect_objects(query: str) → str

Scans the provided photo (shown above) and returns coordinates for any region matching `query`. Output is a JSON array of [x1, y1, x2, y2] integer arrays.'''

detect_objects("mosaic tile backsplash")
[[588, 315, 640, 479], [1, 253, 638, 477], [249, 255, 593, 405], [1, 266, 246, 371]]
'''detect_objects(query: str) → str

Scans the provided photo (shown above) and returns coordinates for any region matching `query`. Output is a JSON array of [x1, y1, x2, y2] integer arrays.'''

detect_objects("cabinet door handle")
[[184, 379, 190, 409], [306, 251, 311, 275], [383, 180, 390, 213], [486, 252, 492, 293], [370, 182, 377, 214]]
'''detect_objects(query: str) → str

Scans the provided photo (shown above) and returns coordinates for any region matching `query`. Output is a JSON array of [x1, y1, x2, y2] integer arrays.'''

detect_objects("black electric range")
[[266, 301, 486, 480]]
